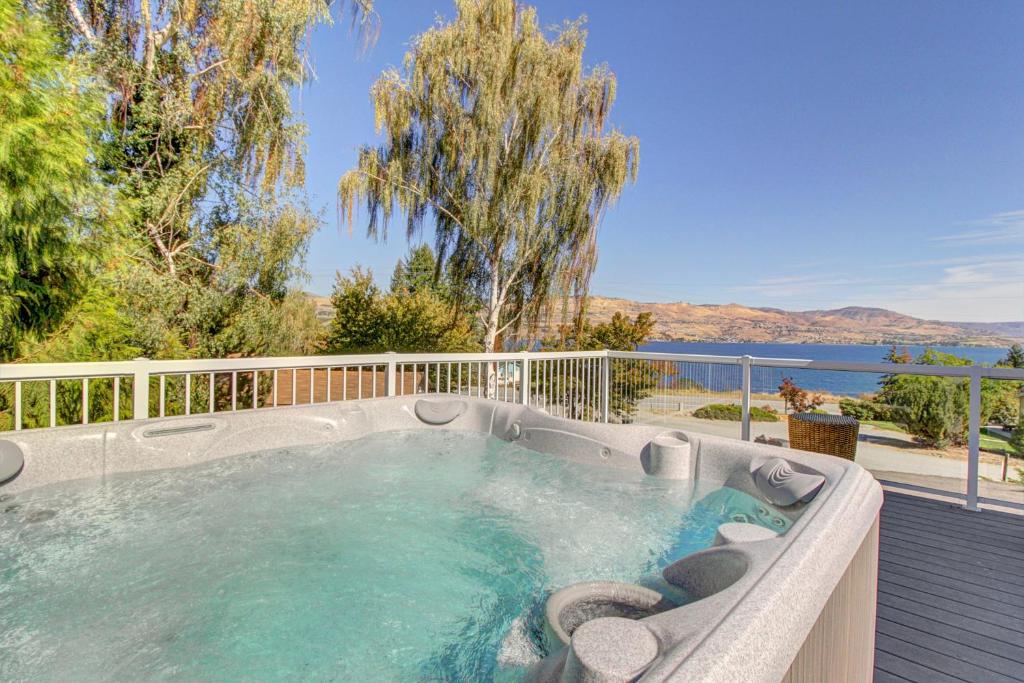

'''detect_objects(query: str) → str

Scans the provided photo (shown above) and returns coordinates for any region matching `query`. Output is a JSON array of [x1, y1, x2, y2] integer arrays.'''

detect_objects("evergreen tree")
[[327, 265, 478, 354], [1000, 344, 1024, 369], [390, 244, 444, 297]]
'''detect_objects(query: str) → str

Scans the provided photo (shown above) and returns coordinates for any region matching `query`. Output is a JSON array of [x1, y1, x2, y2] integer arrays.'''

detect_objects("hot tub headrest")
[[749, 456, 825, 507], [0, 440, 25, 486], [414, 399, 468, 425]]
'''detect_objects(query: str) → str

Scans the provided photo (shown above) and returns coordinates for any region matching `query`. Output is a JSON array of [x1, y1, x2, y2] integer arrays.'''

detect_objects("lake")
[[637, 342, 1012, 397]]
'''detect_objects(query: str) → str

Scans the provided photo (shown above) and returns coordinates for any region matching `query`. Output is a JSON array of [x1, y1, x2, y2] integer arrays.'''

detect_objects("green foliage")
[[999, 344, 1024, 369], [885, 375, 968, 448], [839, 398, 893, 421], [540, 312, 655, 421], [327, 266, 479, 354], [52, 0, 373, 274], [338, 0, 639, 351], [880, 349, 971, 447], [328, 267, 384, 353], [1, 2, 375, 366], [1009, 425, 1024, 457], [0, 0, 106, 359], [693, 404, 779, 422], [390, 244, 444, 297], [983, 379, 1020, 427], [876, 348, 1021, 447]]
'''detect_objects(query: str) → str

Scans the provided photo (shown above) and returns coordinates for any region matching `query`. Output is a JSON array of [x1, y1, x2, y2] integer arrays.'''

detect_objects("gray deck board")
[[875, 491, 1024, 682]]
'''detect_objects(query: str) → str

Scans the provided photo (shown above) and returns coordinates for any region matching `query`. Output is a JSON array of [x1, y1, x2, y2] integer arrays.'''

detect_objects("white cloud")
[[852, 258, 1024, 321], [933, 210, 1024, 246], [722, 256, 1024, 321]]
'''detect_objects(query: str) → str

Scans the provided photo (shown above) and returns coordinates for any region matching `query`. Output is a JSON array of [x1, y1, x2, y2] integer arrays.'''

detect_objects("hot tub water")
[[0, 429, 781, 681]]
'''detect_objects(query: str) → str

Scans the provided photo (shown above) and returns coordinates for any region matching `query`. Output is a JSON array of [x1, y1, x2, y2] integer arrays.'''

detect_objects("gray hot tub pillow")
[[749, 456, 825, 507], [414, 399, 468, 425], [0, 440, 25, 486]]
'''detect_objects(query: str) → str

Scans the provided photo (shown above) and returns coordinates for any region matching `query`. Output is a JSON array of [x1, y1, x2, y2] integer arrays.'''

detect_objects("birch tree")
[[338, 0, 638, 352]]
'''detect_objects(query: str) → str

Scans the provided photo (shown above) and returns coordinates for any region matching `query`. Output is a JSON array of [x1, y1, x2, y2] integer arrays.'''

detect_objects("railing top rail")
[[2, 349, 1022, 382], [607, 350, 743, 365], [612, 350, 1024, 380], [0, 350, 609, 381], [0, 361, 140, 381]]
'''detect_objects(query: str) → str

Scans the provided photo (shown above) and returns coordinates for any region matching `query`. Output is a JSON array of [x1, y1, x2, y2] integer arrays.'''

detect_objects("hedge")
[[693, 404, 779, 422]]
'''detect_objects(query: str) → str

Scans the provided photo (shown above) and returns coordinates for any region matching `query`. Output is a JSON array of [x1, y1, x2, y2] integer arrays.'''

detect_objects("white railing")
[[2, 350, 1022, 511]]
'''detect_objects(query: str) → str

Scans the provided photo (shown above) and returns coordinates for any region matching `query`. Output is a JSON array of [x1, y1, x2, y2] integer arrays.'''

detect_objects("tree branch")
[[146, 222, 176, 275], [65, 0, 97, 46], [353, 169, 473, 239], [140, 0, 156, 74]]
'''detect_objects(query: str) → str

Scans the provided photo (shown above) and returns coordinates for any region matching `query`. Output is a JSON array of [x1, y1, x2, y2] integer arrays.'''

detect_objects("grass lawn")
[[862, 419, 907, 434], [862, 421, 1017, 456], [980, 429, 1015, 457]]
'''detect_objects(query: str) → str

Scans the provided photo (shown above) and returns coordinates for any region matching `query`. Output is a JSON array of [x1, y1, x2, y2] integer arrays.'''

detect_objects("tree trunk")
[[483, 266, 502, 354], [483, 266, 503, 398]]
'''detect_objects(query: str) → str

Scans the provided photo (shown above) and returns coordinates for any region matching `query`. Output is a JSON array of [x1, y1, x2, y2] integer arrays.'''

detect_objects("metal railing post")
[[965, 368, 981, 512], [601, 351, 610, 423], [132, 357, 150, 421], [385, 353, 397, 397], [519, 353, 530, 405], [741, 355, 753, 441]]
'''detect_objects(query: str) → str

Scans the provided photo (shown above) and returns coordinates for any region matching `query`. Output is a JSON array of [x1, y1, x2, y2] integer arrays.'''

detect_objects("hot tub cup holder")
[[662, 546, 751, 601], [642, 431, 693, 479], [544, 581, 678, 649]]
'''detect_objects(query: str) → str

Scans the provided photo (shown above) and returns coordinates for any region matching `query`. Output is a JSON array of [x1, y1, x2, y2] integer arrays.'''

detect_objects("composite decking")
[[874, 491, 1024, 683]]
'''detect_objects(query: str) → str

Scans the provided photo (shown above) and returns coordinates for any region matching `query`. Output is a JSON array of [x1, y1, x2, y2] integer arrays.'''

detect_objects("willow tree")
[[339, 0, 639, 352]]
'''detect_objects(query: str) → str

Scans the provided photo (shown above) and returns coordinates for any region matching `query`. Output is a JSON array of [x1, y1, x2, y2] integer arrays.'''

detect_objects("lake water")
[[637, 342, 1011, 397]]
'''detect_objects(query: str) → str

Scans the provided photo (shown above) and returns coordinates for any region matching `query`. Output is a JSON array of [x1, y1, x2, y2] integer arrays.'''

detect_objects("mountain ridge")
[[305, 293, 1022, 347], [575, 297, 1022, 347]]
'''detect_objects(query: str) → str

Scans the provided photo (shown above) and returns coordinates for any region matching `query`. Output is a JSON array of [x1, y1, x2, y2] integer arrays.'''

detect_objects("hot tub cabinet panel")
[[780, 518, 879, 683], [1, 395, 883, 683]]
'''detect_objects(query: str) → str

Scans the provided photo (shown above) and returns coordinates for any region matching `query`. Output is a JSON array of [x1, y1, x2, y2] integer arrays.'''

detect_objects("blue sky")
[[296, 0, 1024, 322]]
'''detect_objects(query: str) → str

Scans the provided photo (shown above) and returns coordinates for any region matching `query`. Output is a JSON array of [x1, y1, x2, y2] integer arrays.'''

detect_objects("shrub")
[[884, 375, 968, 448], [778, 377, 824, 414], [753, 406, 781, 421], [839, 398, 894, 421], [1009, 426, 1024, 458], [693, 404, 779, 422]]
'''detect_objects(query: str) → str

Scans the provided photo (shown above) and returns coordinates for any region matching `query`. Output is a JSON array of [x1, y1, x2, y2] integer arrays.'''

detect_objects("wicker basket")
[[787, 413, 860, 461]]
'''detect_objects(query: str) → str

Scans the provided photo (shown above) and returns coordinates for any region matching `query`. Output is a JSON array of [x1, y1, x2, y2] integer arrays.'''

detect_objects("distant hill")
[[576, 297, 1022, 347], [305, 292, 1022, 347], [949, 321, 1024, 340]]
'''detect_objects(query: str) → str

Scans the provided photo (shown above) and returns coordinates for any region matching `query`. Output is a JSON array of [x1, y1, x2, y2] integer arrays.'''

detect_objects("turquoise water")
[[0, 431, 764, 681]]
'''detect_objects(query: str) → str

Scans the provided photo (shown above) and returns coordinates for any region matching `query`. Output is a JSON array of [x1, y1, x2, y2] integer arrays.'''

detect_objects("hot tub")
[[0, 396, 881, 682]]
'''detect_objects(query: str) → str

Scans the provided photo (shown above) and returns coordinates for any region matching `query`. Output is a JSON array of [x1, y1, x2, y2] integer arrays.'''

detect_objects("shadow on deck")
[[875, 491, 1024, 682]]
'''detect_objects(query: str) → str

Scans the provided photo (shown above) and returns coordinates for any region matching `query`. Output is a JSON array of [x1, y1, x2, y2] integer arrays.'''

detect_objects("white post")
[[601, 352, 610, 423], [13, 381, 21, 431], [520, 353, 530, 405], [386, 353, 397, 397], [741, 355, 752, 441], [132, 357, 150, 421], [965, 368, 981, 512]]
